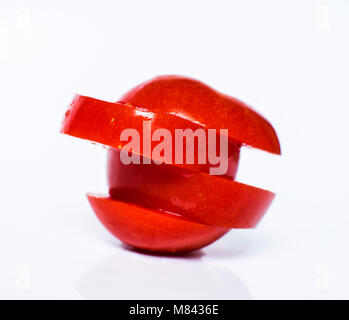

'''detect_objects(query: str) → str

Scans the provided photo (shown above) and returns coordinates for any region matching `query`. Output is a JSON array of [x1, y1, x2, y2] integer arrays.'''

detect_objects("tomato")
[[108, 149, 274, 228], [88, 194, 229, 253], [61, 75, 280, 253], [120, 75, 281, 155], [62, 94, 240, 174]]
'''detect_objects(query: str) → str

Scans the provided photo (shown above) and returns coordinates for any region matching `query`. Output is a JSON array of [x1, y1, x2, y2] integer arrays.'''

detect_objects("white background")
[[0, 0, 348, 299]]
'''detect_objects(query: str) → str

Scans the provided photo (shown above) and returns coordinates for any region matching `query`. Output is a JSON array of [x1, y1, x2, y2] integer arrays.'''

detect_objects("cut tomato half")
[[87, 194, 229, 253]]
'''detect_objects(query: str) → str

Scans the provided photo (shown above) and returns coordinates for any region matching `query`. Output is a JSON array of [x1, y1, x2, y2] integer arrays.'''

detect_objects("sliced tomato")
[[61, 94, 240, 176], [120, 75, 281, 155], [87, 194, 229, 253], [108, 149, 275, 228], [61, 75, 280, 254]]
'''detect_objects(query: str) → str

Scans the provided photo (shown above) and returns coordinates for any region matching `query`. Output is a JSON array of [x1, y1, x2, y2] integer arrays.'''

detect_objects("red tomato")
[[108, 149, 274, 228], [61, 75, 280, 253], [88, 194, 229, 253]]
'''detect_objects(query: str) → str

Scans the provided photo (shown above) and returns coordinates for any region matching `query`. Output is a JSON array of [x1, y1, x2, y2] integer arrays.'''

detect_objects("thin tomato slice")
[[108, 149, 275, 228], [61, 94, 240, 176], [87, 194, 229, 253], [121, 75, 281, 155]]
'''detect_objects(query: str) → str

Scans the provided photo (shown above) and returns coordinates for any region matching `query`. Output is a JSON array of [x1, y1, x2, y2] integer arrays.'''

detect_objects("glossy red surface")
[[120, 75, 281, 155], [108, 149, 274, 228], [61, 94, 240, 174], [61, 75, 280, 253], [88, 194, 229, 253]]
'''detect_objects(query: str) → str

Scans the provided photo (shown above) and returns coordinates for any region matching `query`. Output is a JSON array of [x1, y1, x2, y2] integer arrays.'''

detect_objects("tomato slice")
[[61, 94, 240, 175], [120, 75, 281, 155], [108, 149, 275, 228], [87, 194, 229, 253]]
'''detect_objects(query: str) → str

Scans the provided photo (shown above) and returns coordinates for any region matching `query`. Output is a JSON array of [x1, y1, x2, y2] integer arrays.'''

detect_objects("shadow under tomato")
[[120, 243, 206, 259], [75, 250, 251, 299]]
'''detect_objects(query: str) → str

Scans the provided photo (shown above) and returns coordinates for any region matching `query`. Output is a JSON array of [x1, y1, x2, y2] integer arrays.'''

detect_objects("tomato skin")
[[108, 149, 274, 228], [120, 75, 281, 155], [87, 194, 229, 253]]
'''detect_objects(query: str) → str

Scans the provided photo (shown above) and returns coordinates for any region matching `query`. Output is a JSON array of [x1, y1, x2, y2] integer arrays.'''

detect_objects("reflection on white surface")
[[76, 249, 250, 300]]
